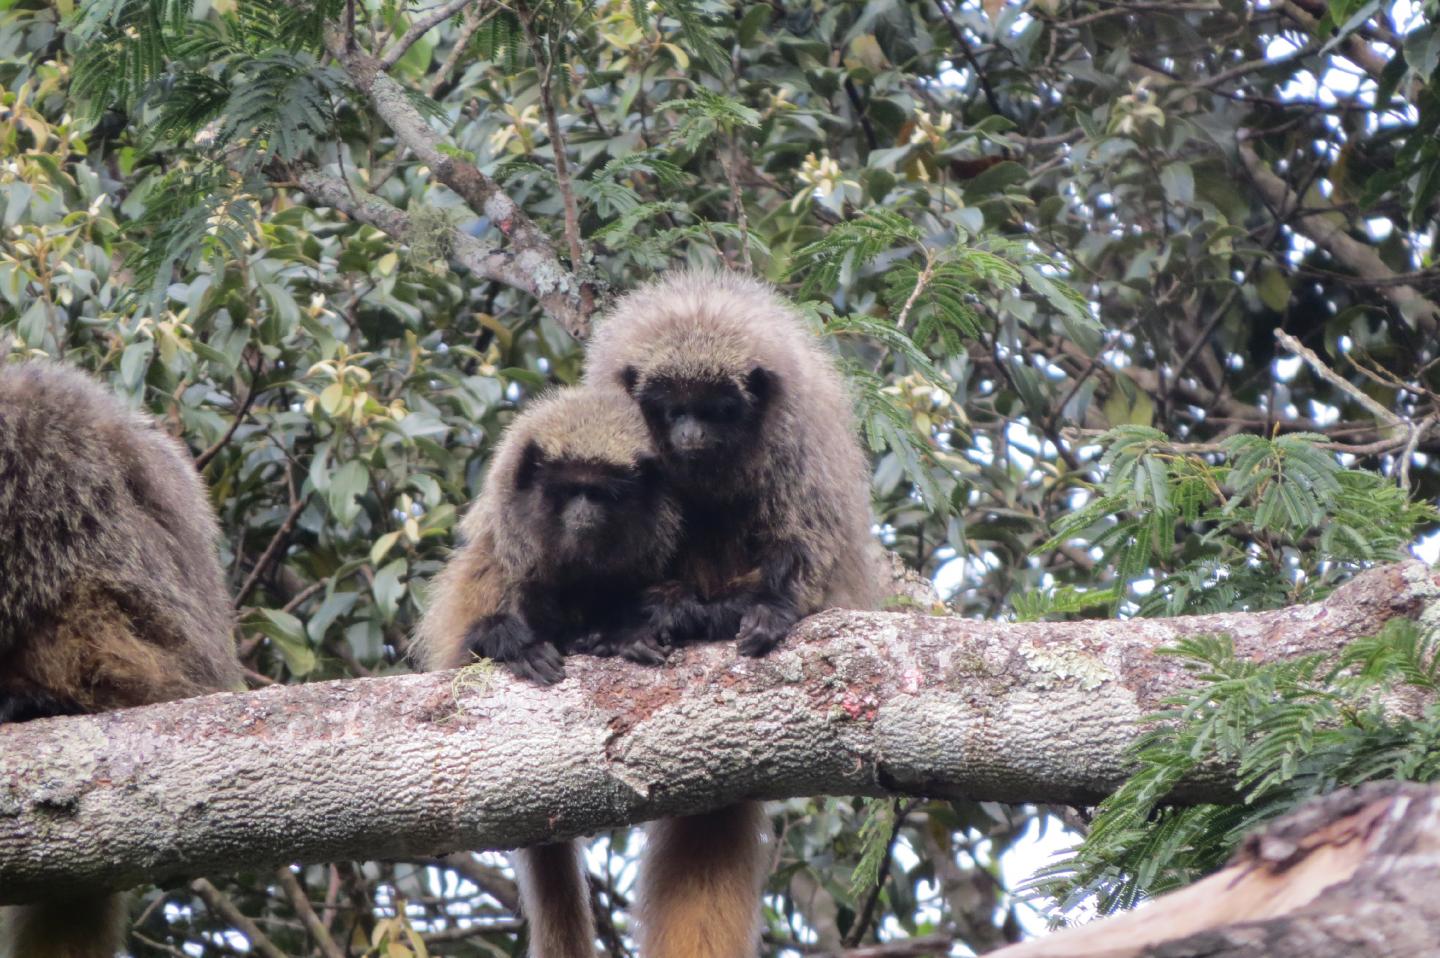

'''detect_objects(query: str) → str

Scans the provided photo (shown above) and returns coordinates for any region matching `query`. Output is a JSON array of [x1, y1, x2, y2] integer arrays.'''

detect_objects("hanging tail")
[[513, 841, 597, 958], [0, 893, 126, 958], [635, 801, 770, 958]]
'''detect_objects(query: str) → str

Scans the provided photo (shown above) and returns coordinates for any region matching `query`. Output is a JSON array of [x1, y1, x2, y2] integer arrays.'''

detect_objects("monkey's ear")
[[746, 366, 775, 405], [619, 365, 640, 395], [515, 440, 543, 490]]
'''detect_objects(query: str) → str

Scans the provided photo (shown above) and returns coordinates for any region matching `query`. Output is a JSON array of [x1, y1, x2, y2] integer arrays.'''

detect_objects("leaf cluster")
[[1037, 620, 1440, 914]]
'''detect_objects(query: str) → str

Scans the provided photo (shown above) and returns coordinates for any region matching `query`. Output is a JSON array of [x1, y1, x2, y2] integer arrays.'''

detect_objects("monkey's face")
[[622, 367, 773, 477], [514, 445, 665, 571]]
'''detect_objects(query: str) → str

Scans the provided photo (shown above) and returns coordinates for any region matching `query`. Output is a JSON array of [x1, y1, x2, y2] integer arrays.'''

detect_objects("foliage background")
[[2, 0, 1440, 953]]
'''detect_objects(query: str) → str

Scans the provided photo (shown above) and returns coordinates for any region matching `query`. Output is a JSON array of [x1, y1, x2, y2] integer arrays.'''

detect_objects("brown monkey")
[[414, 386, 681, 958], [0, 361, 240, 958], [584, 269, 881, 958]]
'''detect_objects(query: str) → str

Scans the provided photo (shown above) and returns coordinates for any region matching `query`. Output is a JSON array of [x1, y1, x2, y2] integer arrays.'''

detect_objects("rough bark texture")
[[992, 780, 1440, 958], [1, 562, 1435, 904]]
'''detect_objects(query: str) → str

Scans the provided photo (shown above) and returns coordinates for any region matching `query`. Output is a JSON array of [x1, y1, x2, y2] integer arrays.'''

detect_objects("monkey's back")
[[0, 362, 238, 711]]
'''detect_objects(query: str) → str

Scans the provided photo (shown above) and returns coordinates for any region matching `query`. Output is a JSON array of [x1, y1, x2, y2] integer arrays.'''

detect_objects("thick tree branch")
[[991, 781, 1440, 957], [295, 169, 588, 336], [1238, 141, 1440, 333], [0, 562, 1435, 903], [322, 33, 594, 335]]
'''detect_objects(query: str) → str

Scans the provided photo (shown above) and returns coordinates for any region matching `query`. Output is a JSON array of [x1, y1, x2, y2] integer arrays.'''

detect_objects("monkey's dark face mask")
[[513, 449, 665, 571], [622, 367, 773, 478]]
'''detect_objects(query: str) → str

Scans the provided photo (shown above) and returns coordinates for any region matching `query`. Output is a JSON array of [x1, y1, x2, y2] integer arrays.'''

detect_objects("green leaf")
[[252, 609, 318, 676]]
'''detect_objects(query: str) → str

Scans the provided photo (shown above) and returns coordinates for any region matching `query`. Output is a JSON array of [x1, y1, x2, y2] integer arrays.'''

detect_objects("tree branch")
[[990, 781, 1440, 957], [378, 0, 480, 71], [1238, 141, 1440, 333], [322, 33, 595, 335], [1, 562, 1435, 903], [295, 169, 589, 337]]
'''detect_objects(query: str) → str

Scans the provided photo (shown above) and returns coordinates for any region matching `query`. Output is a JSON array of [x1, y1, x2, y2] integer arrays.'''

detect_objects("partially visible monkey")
[[584, 269, 881, 958], [414, 386, 682, 958], [0, 361, 241, 958]]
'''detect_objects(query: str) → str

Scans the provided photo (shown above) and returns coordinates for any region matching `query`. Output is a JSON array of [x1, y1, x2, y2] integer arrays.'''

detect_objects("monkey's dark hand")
[[576, 628, 669, 665], [736, 601, 799, 657], [0, 690, 78, 724], [463, 614, 566, 685]]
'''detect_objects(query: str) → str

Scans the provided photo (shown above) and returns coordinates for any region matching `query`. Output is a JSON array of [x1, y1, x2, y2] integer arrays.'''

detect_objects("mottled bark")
[[992, 781, 1440, 958], [0, 562, 1435, 904]]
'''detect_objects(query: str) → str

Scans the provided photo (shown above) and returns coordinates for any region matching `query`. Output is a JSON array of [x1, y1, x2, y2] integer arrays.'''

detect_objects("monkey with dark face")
[[0, 361, 241, 958], [414, 386, 682, 958], [584, 270, 882, 958], [587, 269, 879, 654], [414, 387, 681, 683]]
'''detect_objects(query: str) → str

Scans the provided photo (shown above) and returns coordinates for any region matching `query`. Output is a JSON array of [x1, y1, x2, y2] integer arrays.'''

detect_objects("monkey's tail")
[[513, 841, 598, 958], [0, 893, 127, 958], [635, 801, 770, 958]]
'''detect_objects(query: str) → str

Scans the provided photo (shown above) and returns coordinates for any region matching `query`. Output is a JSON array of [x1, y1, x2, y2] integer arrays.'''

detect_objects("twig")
[[933, 0, 1003, 116], [235, 464, 308, 607], [379, 0, 480, 70], [895, 255, 936, 329], [429, 5, 488, 97], [844, 798, 920, 947], [723, 130, 752, 272], [517, 2, 587, 289], [191, 878, 289, 958], [195, 360, 262, 471], [275, 867, 346, 958], [1273, 330, 1402, 427], [1238, 142, 1440, 333]]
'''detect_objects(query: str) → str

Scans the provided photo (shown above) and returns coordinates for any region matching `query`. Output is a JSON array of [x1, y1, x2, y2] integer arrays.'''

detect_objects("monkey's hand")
[[576, 628, 669, 666], [463, 614, 565, 685], [735, 601, 799, 657]]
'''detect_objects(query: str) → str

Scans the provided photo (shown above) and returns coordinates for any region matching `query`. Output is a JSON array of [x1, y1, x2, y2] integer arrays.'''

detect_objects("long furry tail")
[[635, 802, 770, 958], [0, 894, 126, 958], [513, 841, 597, 958]]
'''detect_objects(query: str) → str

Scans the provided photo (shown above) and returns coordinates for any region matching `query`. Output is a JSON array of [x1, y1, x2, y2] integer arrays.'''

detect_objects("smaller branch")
[[1273, 330, 1402, 427], [1238, 142, 1439, 333], [322, 32, 595, 333], [429, 5, 488, 97], [844, 799, 919, 947], [933, 0, 1002, 116], [235, 464, 307, 608], [295, 169, 590, 338], [379, 0, 479, 71], [190, 879, 288, 958], [194, 361, 261, 471], [517, 4, 587, 289], [275, 867, 345, 958], [722, 131, 752, 273]]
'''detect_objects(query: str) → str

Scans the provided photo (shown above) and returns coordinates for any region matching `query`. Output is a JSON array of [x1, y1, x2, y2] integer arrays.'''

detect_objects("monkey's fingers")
[[618, 633, 668, 666], [735, 603, 795, 657], [512, 641, 566, 685]]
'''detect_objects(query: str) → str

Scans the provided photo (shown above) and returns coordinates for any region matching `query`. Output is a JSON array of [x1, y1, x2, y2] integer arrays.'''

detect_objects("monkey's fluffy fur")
[[586, 268, 879, 613], [412, 387, 680, 674], [0, 361, 239, 958], [414, 388, 681, 958], [584, 270, 881, 958]]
